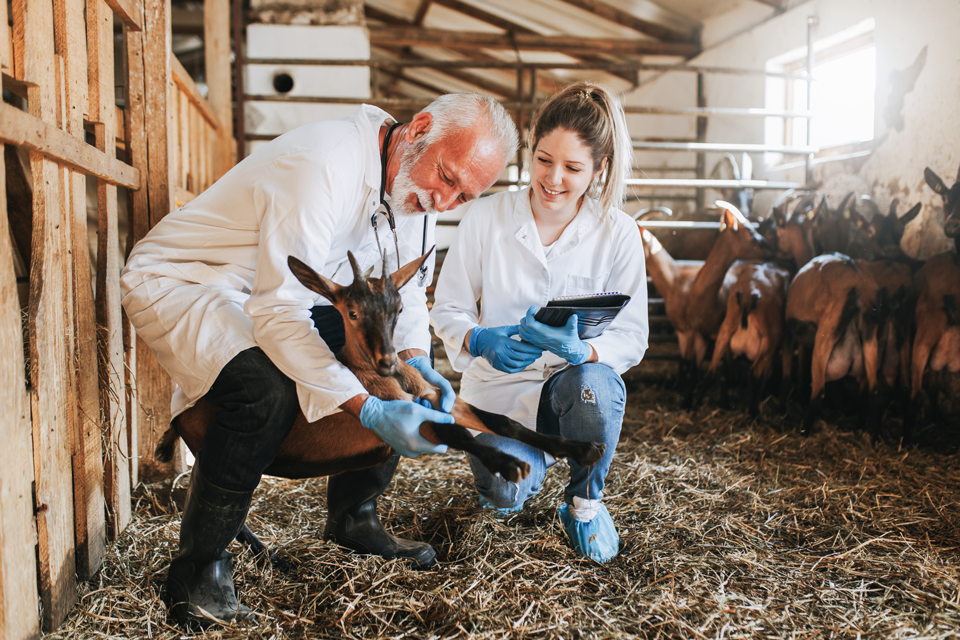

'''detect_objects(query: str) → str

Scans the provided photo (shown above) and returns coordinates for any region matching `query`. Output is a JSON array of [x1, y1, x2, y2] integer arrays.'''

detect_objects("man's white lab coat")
[[121, 106, 435, 421], [430, 188, 648, 430]]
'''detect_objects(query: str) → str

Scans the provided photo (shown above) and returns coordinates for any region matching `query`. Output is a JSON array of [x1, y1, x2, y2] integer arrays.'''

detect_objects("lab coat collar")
[[511, 188, 603, 266], [352, 104, 396, 193]]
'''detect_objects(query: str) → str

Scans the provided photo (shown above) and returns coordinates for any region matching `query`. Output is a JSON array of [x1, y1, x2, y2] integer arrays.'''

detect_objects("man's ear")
[[288, 256, 343, 303], [407, 111, 433, 142], [391, 246, 435, 290]]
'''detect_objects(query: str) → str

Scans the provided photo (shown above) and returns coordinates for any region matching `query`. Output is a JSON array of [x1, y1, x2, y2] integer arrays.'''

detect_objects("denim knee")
[[549, 363, 625, 425]]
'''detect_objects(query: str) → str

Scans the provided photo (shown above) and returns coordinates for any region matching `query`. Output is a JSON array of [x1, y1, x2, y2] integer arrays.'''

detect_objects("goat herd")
[[639, 163, 960, 443]]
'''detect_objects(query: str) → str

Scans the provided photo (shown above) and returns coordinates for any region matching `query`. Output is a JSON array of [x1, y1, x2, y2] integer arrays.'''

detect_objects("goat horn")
[[347, 251, 370, 290]]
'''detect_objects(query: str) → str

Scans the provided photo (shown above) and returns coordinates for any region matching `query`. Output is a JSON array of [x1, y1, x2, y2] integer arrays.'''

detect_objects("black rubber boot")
[[167, 466, 255, 627], [324, 454, 436, 569]]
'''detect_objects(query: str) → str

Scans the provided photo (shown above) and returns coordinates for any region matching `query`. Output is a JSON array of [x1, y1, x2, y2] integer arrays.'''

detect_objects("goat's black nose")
[[945, 219, 960, 238]]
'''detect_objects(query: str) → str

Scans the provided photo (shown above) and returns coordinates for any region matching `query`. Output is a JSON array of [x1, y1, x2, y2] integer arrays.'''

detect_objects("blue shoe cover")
[[559, 502, 619, 563], [478, 495, 524, 515]]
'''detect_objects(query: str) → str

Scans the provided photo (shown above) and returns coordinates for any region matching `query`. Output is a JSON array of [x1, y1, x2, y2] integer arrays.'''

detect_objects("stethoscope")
[[373, 121, 430, 287]]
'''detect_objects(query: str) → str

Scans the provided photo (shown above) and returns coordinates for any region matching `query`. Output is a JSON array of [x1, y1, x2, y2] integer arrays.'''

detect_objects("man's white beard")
[[390, 137, 437, 217]]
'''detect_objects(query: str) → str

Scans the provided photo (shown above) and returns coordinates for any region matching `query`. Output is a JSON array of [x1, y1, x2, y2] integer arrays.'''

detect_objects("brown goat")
[[157, 251, 605, 557], [924, 163, 960, 249], [639, 225, 705, 402], [706, 260, 790, 417], [782, 254, 882, 436]]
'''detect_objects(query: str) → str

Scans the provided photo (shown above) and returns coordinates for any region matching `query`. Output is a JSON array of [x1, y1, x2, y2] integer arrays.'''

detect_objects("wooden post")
[[0, 144, 42, 640], [13, 0, 79, 626], [205, 0, 234, 179], [89, 0, 131, 538], [54, 0, 107, 581], [135, 0, 184, 483]]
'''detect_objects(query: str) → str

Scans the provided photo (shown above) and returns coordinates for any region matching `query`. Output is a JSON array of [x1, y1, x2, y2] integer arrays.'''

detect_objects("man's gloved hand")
[[358, 397, 451, 458], [469, 325, 544, 373], [519, 305, 592, 365], [406, 355, 455, 413]]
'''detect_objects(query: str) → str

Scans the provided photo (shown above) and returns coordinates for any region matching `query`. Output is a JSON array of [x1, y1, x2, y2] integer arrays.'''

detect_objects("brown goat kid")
[[158, 251, 604, 499], [782, 254, 882, 437], [706, 261, 791, 417]]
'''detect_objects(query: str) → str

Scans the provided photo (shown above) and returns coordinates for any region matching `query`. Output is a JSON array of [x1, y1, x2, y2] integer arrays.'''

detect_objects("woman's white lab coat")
[[430, 188, 648, 430], [121, 106, 435, 421]]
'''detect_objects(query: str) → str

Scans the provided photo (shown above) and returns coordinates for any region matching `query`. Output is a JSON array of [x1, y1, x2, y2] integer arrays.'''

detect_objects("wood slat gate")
[[0, 0, 234, 635]]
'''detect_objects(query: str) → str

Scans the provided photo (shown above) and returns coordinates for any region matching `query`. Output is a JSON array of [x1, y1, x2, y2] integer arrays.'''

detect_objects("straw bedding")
[[49, 344, 960, 639]]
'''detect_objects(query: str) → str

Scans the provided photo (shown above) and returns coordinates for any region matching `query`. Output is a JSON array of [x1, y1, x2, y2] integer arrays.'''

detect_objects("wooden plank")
[[0, 144, 42, 640], [179, 88, 189, 192], [553, 0, 693, 43], [15, 0, 79, 628], [88, 0, 131, 538], [103, 0, 142, 32], [203, 0, 232, 180], [10, 0, 23, 81], [189, 103, 200, 193], [55, 0, 106, 581], [0, 0, 9, 73], [170, 53, 219, 129], [123, 312, 138, 488], [0, 104, 139, 189], [136, 0, 184, 483], [368, 27, 700, 57]]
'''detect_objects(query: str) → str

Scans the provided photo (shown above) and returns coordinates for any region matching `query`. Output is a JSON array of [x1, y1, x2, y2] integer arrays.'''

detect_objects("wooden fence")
[[0, 0, 233, 636]]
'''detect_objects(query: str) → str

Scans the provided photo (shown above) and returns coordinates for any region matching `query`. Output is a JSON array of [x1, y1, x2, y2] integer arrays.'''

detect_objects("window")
[[767, 21, 876, 152]]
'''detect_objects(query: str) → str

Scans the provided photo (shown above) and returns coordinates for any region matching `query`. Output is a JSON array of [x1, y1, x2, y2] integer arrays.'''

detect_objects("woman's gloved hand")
[[469, 325, 544, 373], [406, 355, 455, 413], [358, 397, 451, 458], [519, 306, 592, 365]]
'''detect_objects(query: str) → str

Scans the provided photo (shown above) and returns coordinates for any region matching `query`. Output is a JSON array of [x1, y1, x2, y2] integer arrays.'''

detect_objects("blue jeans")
[[467, 363, 626, 508], [198, 306, 345, 492]]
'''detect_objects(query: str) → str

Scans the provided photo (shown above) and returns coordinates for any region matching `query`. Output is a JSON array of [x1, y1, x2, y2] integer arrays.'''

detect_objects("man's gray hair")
[[419, 93, 519, 161]]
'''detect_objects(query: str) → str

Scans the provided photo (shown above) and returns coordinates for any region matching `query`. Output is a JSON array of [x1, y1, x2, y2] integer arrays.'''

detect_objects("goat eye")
[[348, 311, 358, 320]]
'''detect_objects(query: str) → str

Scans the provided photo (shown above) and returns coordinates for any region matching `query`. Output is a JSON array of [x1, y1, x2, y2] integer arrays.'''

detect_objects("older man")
[[121, 93, 518, 626]]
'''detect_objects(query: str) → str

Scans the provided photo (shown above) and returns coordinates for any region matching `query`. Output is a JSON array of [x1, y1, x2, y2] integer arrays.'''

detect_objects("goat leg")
[[236, 523, 292, 572], [463, 405, 605, 468], [426, 422, 531, 483]]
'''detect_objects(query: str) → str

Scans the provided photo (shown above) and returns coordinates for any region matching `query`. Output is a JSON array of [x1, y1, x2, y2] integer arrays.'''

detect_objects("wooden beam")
[[0, 104, 139, 188], [136, 0, 184, 483], [363, 4, 408, 27], [413, 0, 431, 26], [170, 53, 219, 130], [0, 143, 42, 640], [16, 0, 79, 627], [103, 0, 142, 31], [369, 27, 699, 57], [0, 0, 9, 73], [553, 0, 692, 43], [204, 0, 233, 180], [55, 0, 107, 583], [89, 0, 131, 539]]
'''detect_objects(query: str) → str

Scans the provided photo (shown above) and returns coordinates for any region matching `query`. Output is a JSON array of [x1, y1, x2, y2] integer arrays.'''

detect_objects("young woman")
[[430, 82, 649, 563]]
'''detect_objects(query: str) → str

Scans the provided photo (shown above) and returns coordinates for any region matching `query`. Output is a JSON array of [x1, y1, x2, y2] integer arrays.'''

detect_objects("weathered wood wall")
[[0, 0, 233, 633]]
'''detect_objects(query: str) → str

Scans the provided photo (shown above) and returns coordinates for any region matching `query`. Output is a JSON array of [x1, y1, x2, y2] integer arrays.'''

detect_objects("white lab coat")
[[121, 106, 436, 421], [430, 188, 648, 430]]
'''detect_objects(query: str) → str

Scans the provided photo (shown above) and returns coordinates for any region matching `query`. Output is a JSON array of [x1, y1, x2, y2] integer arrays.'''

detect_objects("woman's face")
[[530, 128, 603, 219]]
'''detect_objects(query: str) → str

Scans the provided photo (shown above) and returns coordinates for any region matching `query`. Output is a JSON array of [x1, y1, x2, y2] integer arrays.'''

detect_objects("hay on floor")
[[47, 355, 960, 639]]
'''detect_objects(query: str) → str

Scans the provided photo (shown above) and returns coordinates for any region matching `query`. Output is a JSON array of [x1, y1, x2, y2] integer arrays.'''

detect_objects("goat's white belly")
[[730, 319, 762, 362], [826, 324, 863, 381], [930, 327, 960, 373]]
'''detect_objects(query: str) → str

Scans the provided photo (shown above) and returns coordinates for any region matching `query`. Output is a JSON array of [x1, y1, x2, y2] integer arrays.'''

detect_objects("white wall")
[[623, 0, 960, 258]]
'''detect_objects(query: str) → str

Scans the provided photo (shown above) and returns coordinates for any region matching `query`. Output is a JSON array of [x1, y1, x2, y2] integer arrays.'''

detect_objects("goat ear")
[[720, 207, 738, 231], [925, 167, 947, 195], [391, 245, 435, 290], [288, 256, 344, 302], [813, 196, 829, 223], [895, 202, 922, 237]]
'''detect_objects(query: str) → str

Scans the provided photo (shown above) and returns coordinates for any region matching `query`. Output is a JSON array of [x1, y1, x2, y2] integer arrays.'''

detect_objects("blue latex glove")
[[358, 397, 451, 458], [559, 502, 620, 563], [406, 355, 455, 413], [518, 306, 592, 365], [469, 325, 544, 374]]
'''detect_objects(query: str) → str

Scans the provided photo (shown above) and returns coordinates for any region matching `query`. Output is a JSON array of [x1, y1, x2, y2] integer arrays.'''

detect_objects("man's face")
[[391, 121, 505, 216]]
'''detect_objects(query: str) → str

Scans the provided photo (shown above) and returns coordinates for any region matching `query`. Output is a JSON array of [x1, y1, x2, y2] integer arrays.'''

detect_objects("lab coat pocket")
[[564, 274, 603, 296]]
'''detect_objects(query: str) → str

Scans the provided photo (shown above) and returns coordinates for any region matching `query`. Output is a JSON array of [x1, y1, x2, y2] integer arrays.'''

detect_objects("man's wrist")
[[340, 393, 370, 419], [399, 348, 428, 361]]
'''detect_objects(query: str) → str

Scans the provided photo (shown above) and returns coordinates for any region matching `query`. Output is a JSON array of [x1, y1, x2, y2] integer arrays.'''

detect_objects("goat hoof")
[[572, 442, 606, 467], [503, 460, 531, 483]]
